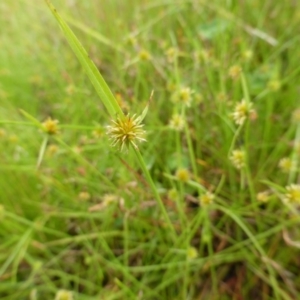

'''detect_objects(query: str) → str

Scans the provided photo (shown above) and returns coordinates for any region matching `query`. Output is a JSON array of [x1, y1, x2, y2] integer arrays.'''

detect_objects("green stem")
[[132, 146, 176, 239], [36, 135, 48, 169], [183, 107, 198, 178]]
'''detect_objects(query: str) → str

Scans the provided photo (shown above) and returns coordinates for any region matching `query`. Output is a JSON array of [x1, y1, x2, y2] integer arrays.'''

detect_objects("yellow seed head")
[[187, 246, 198, 260], [267, 79, 281, 91], [169, 113, 185, 131], [165, 47, 178, 63], [232, 99, 254, 125], [283, 184, 300, 204], [242, 50, 253, 61], [257, 191, 271, 203], [199, 192, 215, 206], [175, 168, 190, 182], [139, 49, 151, 61], [167, 188, 179, 201], [278, 157, 294, 173], [47, 144, 59, 156], [228, 65, 242, 80], [55, 290, 73, 300], [172, 87, 193, 107], [230, 149, 246, 169], [78, 191, 91, 201], [103, 194, 118, 207], [42, 117, 59, 135], [107, 113, 146, 151]]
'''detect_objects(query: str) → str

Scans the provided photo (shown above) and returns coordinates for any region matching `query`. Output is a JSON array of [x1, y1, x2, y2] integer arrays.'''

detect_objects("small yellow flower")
[[278, 157, 294, 173], [283, 184, 300, 204], [232, 99, 254, 125], [169, 113, 185, 131], [127, 35, 137, 46], [194, 93, 204, 104], [217, 92, 228, 102], [167, 188, 179, 201], [257, 191, 271, 203], [42, 117, 59, 135], [228, 65, 242, 80], [103, 194, 118, 207], [187, 246, 198, 260], [78, 191, 91, 201], [55, 290, 73, 300], [138, 49, 151, 61], [92, 125, 104, 138], [47, 144, 59, 156], [107, 113, 146, 151], [230, 149, 246, 169], [175, 168, 190, 182], [242, 50, 253, 61], [267, 79, 281, 91], [199, 192, 215, 206], [172, 87, 193, 107], [165, 47, 178, 63], [198, 49, 214, 64]]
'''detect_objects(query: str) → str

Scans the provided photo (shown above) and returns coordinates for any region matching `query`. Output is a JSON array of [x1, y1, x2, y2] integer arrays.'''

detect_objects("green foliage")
[[1, 0, 300, 299]]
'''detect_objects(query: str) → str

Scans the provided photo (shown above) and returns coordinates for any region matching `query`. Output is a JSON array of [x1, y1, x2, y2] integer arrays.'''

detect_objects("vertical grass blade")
[[45, 0, 123, 118]]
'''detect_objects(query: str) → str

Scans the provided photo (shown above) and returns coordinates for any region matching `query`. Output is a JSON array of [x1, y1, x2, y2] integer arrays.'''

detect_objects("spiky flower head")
[[107, 113, 146, 151], [165, 47, 178, 63], [230, 149, 246, 169], [169, 113, 185, 131], [228, 65, 242, 80], [187, 246, 198, 260], [267, 79, 281, 91], [232, 99, 254, 125], [172, 87, 193, 107], [138, 49, 151, 61], [257, 191, 271, 203], [283, 184, 300, 205], [175, 168, 190, 182], [199, 192, 215, 206], [42, 117, 59, 135], [55, 290, 73, 300], [278, 157, 294, 173]]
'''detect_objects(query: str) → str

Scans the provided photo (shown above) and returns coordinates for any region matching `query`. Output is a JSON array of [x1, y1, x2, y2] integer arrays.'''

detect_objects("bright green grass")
[[1, 0, 300, 299]]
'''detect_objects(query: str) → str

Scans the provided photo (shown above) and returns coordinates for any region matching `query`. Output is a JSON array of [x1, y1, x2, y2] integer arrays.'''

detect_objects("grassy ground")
[[1, 0, 300, 299]]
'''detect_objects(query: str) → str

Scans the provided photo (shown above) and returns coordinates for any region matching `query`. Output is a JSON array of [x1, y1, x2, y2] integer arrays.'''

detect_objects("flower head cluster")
[[278, 157, 294, 173], [283, 184, 300, 204], [42, 117, 59, 135], [267, 79, 281, 91], [199, 192, 215, 206], [107, 113, 146, 151], [172, 87, 193, 107], [165, 47, 179, 63], [257, 191, 271, 203], [187, 246, 198, 260], [175, 168, 190, 182], [138, 49, 151, 61], [230, 149, 246, 169], [228, 65, 242, 80], [169, 113, 185, 131], [55, 290, 73, 300], [232, 99, 254, 125]]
